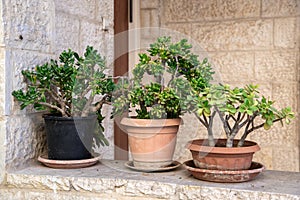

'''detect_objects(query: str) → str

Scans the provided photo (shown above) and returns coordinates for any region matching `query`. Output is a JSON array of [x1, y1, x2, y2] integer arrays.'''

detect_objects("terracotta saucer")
[[125, 161, 181, 172], [184, 160, 264, 183], [38, 155, 101, 169]]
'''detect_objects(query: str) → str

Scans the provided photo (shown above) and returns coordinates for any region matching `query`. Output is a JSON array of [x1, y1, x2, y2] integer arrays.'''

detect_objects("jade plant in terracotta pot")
[[186, 83, 294, 172], [112, 36, 214, 169], [12, 46, 114, 161]]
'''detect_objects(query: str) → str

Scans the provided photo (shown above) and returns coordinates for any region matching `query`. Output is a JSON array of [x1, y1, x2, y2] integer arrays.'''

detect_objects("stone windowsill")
[[2, 159, 300, 199]]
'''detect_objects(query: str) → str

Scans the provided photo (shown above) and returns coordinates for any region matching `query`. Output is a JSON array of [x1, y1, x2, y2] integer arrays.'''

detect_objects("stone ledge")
[[3, 160, 300, 200]]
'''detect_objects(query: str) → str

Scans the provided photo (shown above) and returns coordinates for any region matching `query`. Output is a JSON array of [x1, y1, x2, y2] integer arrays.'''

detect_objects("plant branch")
[[207, 110, 216, 146], [195, 113, 208, 128], [39, 102, 67, 117], [215, 106, 231, 136]]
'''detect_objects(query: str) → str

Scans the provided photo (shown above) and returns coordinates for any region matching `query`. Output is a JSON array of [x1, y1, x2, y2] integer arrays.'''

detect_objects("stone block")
[[5, 114, 46, 170], [54, 0, 96, 20], [209, 52, 255, 83], [163, 0, 260, 23], [272, 82, 297, 109], [162, 23, 192, 39], [8, 50, 51, 93], [274, 18, 297, 49], [262, 0, 298, 17], [80, 20, 104, 55], [273, 147, 299, 171], [255, 51, 297, 82], [3, 0, 55, 53], [96, 0, 113, 26], [192, 20, 273, 51], [177, 185, 201, 200], [54, 12, 80, 55], [140, 9, 160, 39], [141, 0, 160, 9]]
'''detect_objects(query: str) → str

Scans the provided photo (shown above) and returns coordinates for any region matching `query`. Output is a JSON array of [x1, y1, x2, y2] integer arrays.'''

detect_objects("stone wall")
[[139, 0, 300, 171], [0, 0, 114, 183]]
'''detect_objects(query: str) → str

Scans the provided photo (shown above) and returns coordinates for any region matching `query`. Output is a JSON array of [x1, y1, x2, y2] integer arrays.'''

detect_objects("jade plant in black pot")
[[12, 46, 114, 160]]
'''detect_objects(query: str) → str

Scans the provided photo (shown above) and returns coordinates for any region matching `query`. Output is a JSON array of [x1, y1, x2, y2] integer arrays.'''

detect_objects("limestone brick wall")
[[140, 0, 300, 171], [0, 0, 114, 182]]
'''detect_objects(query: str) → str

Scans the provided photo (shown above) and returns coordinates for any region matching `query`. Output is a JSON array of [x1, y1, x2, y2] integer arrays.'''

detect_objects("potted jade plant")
[[185, 83, 294, 181], [112, 36, 214, 169], [12, 46, 114, 161]]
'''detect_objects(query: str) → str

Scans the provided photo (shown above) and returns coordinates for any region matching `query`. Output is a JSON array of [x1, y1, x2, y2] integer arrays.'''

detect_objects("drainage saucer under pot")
[[38, 154, 100, 169], [184, 160, 264, 183], [125, 161, 181, 172]]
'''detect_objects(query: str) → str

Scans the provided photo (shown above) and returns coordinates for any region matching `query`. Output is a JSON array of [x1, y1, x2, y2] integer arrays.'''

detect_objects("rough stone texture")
[[255, 51, 297, 82], [54, 12, 80, 55], [0, 117, 6, 184], [262, 0, 299, 17], [163, 0, 260, 23], [3, 160, 300, 199], [2, 0, 55, 53], [5, 114, 46, 170], [192, 20, 273, 51], [141, 0, 160, 9], [140, 9, 160, 39], [209, 52, 254, 83], [274, 18, 297, 49], [54, 0, 96, 20]]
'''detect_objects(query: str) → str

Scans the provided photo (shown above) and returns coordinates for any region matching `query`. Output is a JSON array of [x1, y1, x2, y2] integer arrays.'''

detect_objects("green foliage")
[[12, 46, 114, 146], [113, 36, 214, 119], [192, 83, 294, 147]]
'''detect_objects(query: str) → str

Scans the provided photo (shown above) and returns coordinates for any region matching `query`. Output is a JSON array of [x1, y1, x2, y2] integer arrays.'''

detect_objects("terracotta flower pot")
[[121, 117, 181, 168], [186, 139, 260, 170]]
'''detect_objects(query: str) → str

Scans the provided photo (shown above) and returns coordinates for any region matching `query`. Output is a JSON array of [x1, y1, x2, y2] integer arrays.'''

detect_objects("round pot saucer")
[[125, 161, 181, 172], [184, 160, 264, 183], [38, 154, 101, 169]]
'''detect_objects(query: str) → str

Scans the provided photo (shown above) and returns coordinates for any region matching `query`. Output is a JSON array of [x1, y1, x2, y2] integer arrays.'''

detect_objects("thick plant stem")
[[207, 111, 216, 147], [226, 136, 234, 148]]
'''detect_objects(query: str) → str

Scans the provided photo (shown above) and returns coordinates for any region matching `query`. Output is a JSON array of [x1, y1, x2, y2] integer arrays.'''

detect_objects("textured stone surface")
[[4, 160, 300, 199], [262, 0, 299, 17], [2, 0, 55, 53], [141, 0, 160, 9], [273, 147, 299, 171], [0, 117, 6, 184], [209, 52, 255, 83], [192, 20, 273, 51], [162, 24, 192, 38], [140, 9, 160, 39], [54, 0, 96, 20], [96, 0, 114, 24], [163, 0, 260, 23], [255, 51, 297, 81], [5, 114, 46, 170], [54, 12, 80, 55], [274, 18, 297, 48]]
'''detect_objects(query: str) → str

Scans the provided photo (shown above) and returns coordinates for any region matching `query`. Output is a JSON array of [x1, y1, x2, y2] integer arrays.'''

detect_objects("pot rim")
[[186, 139, 260, 154], [43, 114, 97, 121], [120, 117, 182, 127]]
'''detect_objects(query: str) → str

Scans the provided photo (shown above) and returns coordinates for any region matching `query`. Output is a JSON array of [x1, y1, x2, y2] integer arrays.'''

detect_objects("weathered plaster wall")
[[0, 0, 114, 180], [140, 0, 300, 171]]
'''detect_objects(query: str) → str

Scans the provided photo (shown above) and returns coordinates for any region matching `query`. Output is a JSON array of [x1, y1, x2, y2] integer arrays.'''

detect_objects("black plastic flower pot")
[[43, 114, 97, 160]]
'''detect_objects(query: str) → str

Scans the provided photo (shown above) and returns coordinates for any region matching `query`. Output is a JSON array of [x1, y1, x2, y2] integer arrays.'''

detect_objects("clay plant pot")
[[121, 117, 181, 169], [186, 139, 260, 170]]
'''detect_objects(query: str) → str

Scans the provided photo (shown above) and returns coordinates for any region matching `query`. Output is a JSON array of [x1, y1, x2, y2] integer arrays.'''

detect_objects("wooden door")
[[114, 0, 129, 160]]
